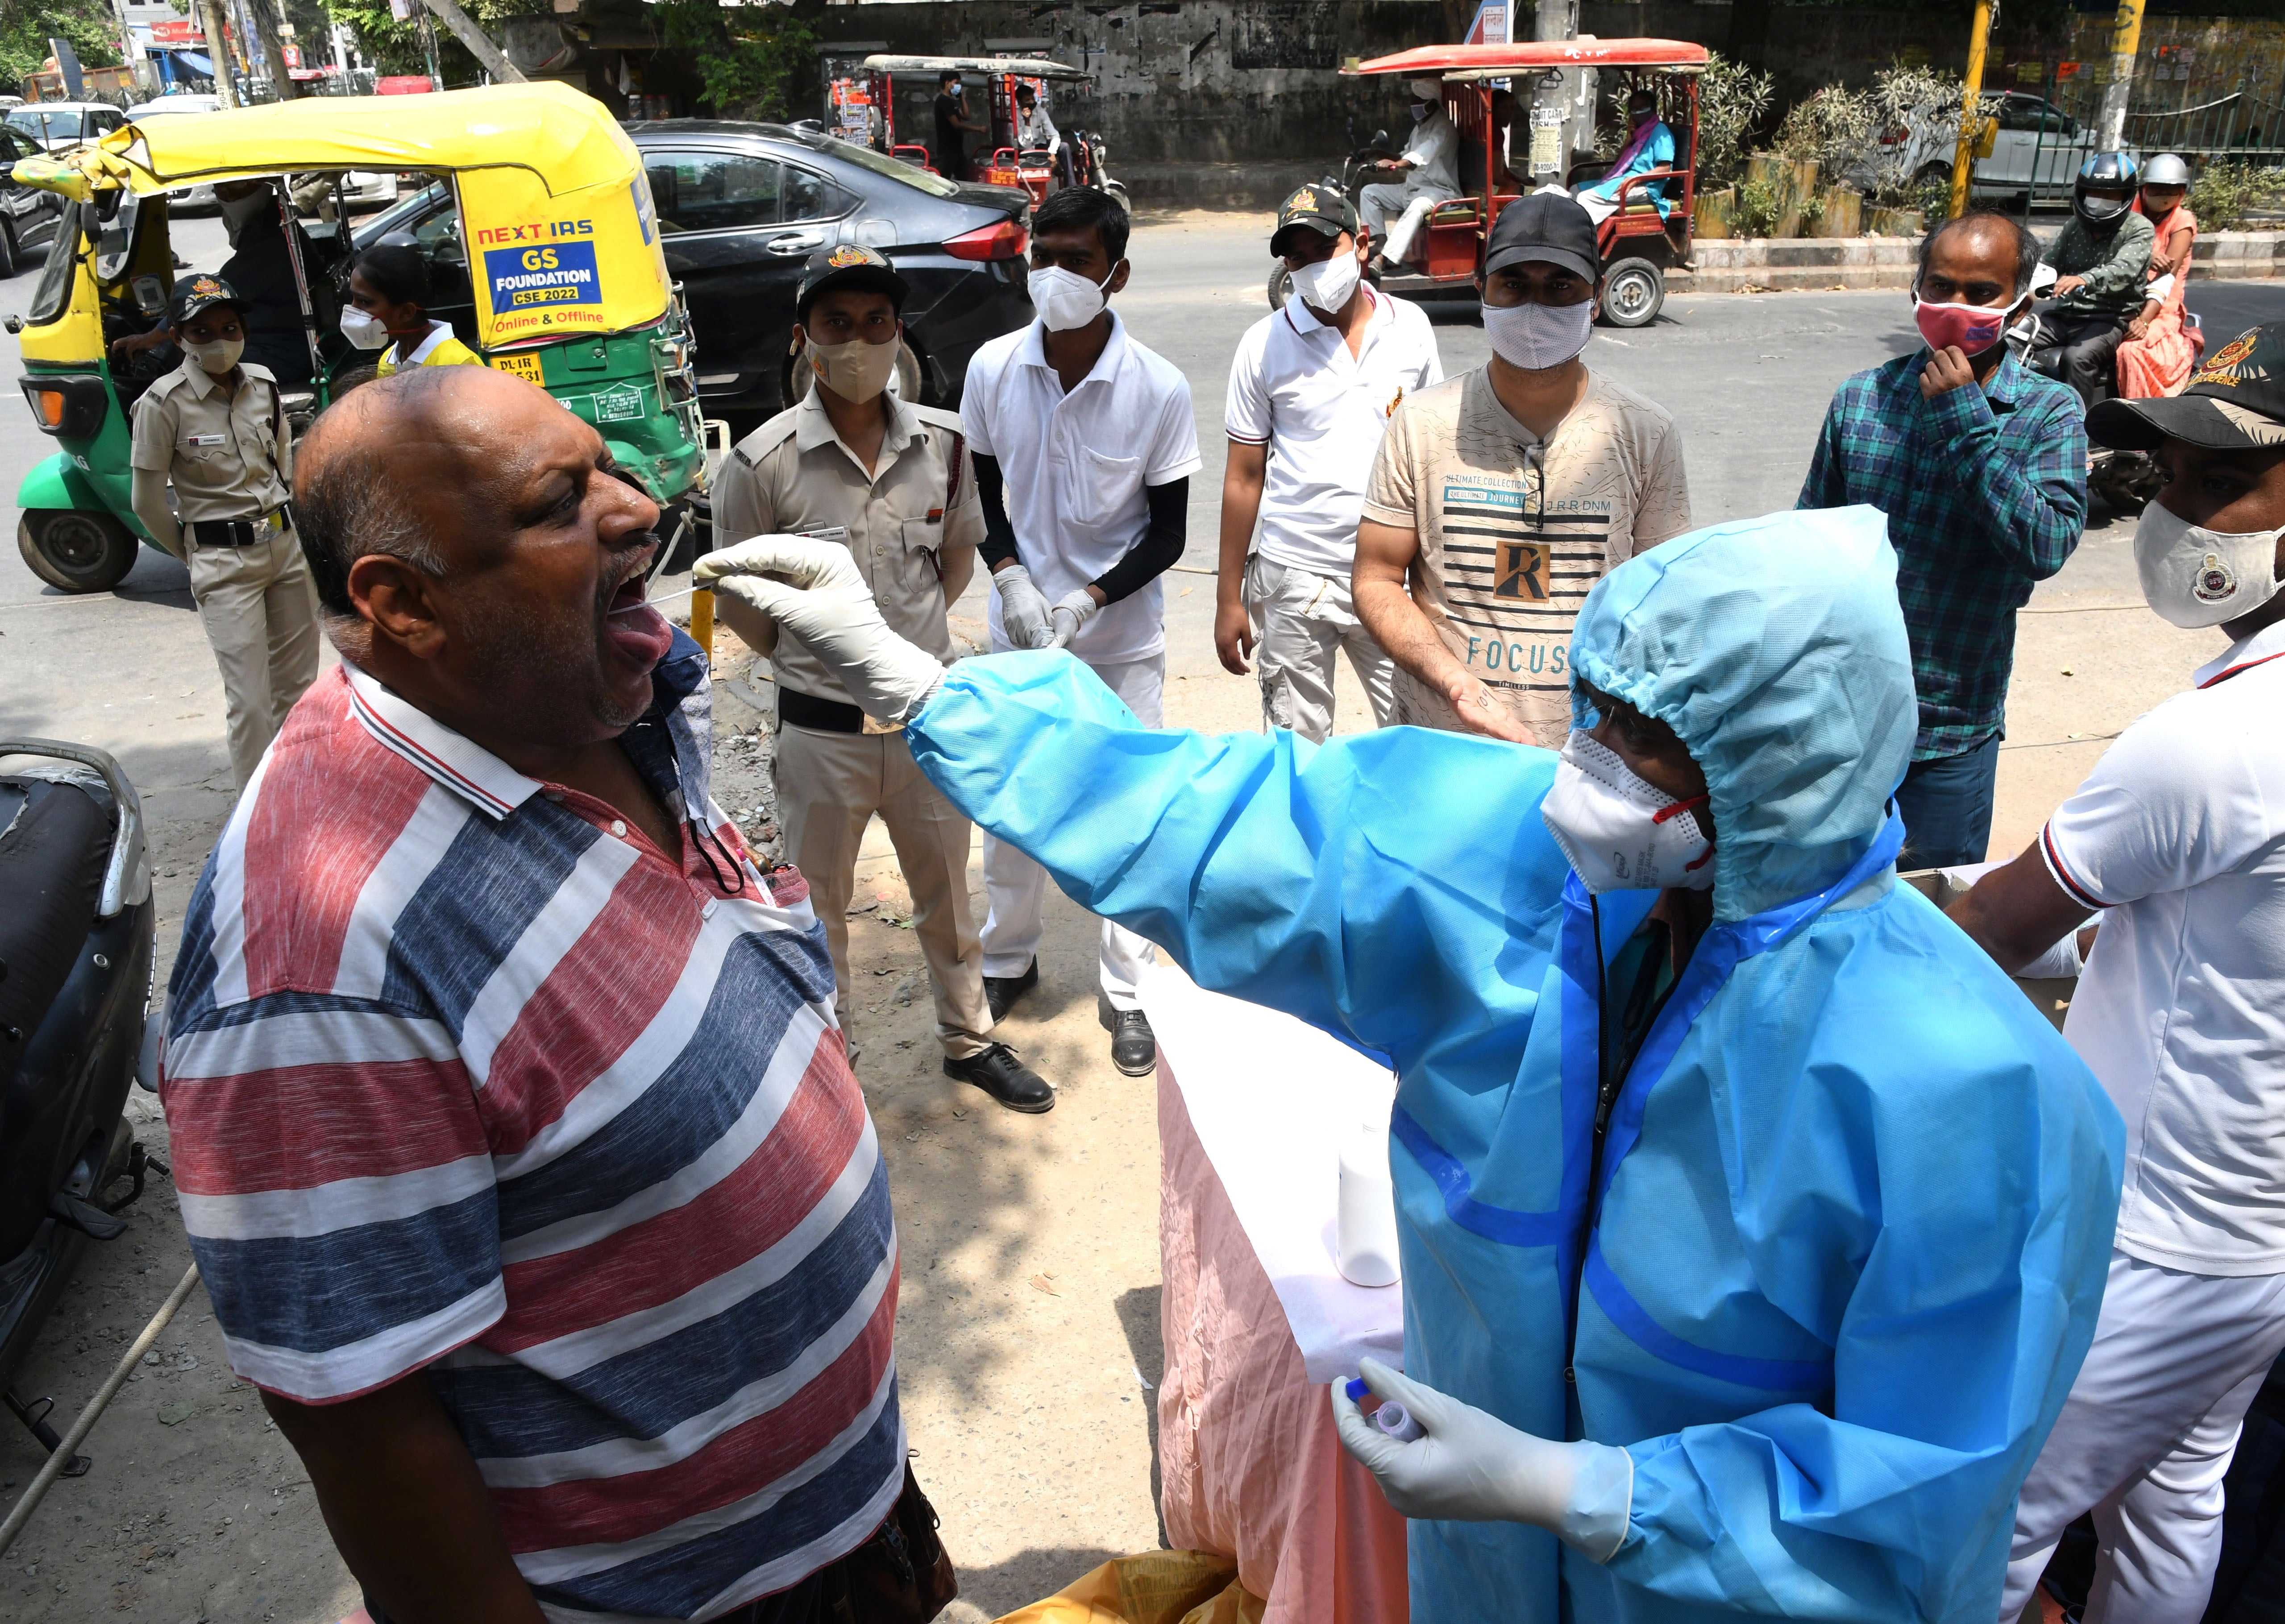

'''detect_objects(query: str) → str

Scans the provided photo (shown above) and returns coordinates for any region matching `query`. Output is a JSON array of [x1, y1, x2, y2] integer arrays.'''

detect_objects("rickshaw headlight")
[[21, 375, 108, 439]]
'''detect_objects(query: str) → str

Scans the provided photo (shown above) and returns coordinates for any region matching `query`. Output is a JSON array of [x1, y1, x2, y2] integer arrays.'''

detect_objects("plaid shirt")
[[1799, 350, 2087, 759]]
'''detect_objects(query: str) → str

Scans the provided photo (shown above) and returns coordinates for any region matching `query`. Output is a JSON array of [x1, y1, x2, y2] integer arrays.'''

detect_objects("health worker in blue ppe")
[[691, 506, 2124, 1623]]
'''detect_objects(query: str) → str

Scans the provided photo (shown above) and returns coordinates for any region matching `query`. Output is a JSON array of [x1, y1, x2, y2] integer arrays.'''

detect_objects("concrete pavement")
[[3, 210, 2284, 1623]]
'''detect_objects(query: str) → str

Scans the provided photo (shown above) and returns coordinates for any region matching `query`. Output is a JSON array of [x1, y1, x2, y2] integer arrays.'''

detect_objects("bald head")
[[1917, 209, 2041, 305]]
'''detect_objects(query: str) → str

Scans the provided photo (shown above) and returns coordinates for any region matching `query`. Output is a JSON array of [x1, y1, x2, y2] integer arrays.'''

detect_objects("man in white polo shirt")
[[1217, 184, 1442, 741], [961, 185, 1201, 1077], [1948, 322, 2285, 1624]]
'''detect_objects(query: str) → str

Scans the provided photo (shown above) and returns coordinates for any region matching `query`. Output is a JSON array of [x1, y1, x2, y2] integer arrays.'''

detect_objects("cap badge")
[[826, 244, 874, 269], [1290, 187, 1319, 215], [2194, 331, 2260, 388]]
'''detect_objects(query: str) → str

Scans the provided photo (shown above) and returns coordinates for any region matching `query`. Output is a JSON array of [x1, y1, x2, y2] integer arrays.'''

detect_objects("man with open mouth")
[[154, 366, 953, 1623]]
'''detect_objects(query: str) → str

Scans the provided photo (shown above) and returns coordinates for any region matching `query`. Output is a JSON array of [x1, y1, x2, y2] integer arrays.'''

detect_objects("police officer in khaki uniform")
[[129, 274, 321, 789], [709, 246, 1055, 1113]]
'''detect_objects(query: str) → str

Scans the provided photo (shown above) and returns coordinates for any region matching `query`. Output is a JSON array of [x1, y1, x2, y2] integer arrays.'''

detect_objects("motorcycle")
[[2009, 263, 2198, 516], [0, 739, 160, 1476]]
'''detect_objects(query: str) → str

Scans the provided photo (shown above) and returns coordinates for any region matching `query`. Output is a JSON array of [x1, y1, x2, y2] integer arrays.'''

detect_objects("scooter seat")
[[0, 778, 110, 1074]]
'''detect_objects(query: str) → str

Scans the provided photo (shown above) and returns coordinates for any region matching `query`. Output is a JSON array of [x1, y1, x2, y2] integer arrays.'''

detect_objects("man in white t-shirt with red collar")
[[1217, 184, 1443, 741], [1948, 321, 2285, 1624], [961, 185, 1201, 1077]]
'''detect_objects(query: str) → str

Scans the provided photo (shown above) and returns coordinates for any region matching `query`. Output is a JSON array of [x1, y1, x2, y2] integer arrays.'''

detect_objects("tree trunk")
[[248, 0, 298, 101], [420, 0, 527, 84], [198, 0, 237, 108]]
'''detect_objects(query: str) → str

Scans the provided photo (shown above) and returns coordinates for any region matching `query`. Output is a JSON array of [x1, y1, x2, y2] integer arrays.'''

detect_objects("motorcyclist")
[[2028, 152, 2155, 411]]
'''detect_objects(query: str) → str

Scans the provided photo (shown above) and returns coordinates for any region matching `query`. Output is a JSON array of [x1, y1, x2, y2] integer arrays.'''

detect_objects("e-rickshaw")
[[9, 83, 706, 593], [852, 54, 1126, 211], [1336, 41, 1706, 328]]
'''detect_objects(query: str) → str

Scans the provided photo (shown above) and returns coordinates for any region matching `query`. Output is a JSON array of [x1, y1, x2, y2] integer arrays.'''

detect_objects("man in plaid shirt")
[[1800, 210, 2088, 867]]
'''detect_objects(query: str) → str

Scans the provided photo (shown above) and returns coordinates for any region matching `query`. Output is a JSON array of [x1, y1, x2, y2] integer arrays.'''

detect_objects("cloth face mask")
[[182, 337, 244, 377], [1912, 289, 2024, 356], [338, 307, 391, 351], [1540, 729, 1714, 895], [1288, 249, 1361, 315], [2133, 499, 2285, 629], [1030, 265, 1112, 332], [807, 334, 901, 402], [1483, 298, 1594, 371]]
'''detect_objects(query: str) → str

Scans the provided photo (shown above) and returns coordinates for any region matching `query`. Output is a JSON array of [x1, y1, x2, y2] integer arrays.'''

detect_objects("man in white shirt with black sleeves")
[[1947, 322, 2285, 1624], [1218, 184, 1442, 740], [961, 185, 1201, 1078]]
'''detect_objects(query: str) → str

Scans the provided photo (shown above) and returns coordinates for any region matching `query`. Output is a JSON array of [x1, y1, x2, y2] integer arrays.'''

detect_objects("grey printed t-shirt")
[[1362, 366, 1691, 746]]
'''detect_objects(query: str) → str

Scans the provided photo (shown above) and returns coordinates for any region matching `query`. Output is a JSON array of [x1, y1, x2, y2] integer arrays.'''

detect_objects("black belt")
[[189, 501, 297, 548], [778, 686, 866, 734]]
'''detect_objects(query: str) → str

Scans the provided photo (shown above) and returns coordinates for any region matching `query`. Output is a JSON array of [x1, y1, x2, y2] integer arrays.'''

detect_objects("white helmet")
[[2141, 152, 2192, 189]]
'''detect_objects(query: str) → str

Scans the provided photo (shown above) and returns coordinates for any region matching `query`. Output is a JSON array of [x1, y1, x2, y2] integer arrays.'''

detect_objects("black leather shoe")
[[944, 1044, 1054, 1114], [984, 958, 1039, 1023], [1108, 1008, 1157, 1077]]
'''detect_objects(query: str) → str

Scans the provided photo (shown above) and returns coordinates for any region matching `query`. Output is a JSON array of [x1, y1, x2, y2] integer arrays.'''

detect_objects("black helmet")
[[2074, 151, 2140, 224]]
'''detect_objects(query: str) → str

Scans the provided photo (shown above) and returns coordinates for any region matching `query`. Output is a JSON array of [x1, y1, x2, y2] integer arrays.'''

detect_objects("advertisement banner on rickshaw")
[[458, 165, 671, 345]]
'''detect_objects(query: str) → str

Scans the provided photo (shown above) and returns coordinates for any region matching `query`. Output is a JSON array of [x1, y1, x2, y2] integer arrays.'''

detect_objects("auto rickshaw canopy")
[[9, 82, 672, 348], [1346, 40, 1710, 78], [861, 55, 1092, 83]]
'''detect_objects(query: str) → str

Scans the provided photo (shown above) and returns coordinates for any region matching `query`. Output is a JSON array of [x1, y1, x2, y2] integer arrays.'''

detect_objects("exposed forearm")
[[1091, 476, 1188, 603], [1945, 844, 2095, 977], [972, 453, 1021, 571], [939, 538, 977, 605], [264, 1378, 545, 1624], [1354, 522, 1461, 688], [1217, 451, 1265, 614], [131, 468, 182, 557]]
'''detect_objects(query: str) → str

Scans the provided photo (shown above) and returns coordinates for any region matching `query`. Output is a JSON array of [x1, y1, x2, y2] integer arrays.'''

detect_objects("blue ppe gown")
[[907, 505, 2123, 1622]]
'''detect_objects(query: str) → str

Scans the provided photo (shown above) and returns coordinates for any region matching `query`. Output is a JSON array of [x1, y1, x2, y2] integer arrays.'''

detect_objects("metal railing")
[[2125, 91, 2285, 168]]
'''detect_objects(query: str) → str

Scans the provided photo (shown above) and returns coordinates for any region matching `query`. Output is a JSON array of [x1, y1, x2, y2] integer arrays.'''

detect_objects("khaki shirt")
[[1363, 367, 1691, 746], [715, 391, 981, 708], [128, 353, 293, 524]]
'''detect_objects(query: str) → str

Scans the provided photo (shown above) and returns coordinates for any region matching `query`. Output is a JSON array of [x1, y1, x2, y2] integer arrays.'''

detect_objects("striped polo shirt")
[[159, 637, 902, 1622]]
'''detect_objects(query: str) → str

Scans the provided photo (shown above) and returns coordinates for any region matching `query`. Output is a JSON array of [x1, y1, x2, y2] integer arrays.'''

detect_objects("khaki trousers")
[[776, 721, 995, 1061], [185, 530, 322, 788], [1247, 555, 1397, 744]]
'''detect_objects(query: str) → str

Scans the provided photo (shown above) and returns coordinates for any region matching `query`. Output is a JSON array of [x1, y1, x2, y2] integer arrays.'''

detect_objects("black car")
[[0, 125, 70, 278], [349, 121, 1034, 426]]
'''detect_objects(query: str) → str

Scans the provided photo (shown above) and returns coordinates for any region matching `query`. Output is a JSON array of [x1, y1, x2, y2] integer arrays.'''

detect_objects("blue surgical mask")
[[1410, 102, 1431, 123]]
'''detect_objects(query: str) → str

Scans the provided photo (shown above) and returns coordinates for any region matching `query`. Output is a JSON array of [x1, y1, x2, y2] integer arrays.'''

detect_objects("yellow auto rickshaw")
[[9, 82, 706, 593]]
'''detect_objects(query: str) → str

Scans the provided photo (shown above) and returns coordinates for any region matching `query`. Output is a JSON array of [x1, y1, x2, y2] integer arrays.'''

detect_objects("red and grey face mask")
[[1911, 286, 2027, 357]]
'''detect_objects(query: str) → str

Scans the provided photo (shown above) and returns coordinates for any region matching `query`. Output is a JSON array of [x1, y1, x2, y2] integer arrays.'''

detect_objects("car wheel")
[[787, 336, 924, 407], [18, 510, 140, 593], [0, 220, 19, 280], [1267, 265, 1294, 309], [1598, 258, 1663, 328]]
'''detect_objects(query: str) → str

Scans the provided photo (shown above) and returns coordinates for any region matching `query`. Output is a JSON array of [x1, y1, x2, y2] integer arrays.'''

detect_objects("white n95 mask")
[[1540, 729, 1714, 894], [1029, 265, 1111, 331], [2133, 499, 2285, 629], [182, 337, 243, 377], [338, 307, 390, 351], [1483, 298, 1594, 371], [806, 335, 900, 402], [1289, 249, 1361, 316]]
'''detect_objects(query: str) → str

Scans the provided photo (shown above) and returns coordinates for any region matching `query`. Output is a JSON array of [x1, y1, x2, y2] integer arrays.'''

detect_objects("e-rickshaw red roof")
[[1346, 41, 1710, 78]]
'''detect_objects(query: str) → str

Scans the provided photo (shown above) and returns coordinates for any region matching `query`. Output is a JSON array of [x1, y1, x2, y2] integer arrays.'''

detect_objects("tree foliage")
[[326, 0, 548, 83], [653, 0, 815, 121], [0, 0, 125, 91], [1696, 52, 1774, 194]]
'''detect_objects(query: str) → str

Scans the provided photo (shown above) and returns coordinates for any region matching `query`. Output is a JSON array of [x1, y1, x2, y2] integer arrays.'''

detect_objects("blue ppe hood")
[[1567, 505, 1917, 921]]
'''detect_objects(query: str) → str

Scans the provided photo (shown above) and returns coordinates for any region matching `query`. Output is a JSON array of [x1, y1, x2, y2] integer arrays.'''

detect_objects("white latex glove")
[[694, 536, 948, 726], [992, 563, 1056, 650], [1332, 1357, 1633, 1563], [1047, 587, 1100, 649]]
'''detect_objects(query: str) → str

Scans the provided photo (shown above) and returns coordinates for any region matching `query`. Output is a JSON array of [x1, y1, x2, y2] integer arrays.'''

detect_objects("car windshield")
[[784, 129, 961, 198], [354, 180, 448, 250], [8, 108, 82, 141]]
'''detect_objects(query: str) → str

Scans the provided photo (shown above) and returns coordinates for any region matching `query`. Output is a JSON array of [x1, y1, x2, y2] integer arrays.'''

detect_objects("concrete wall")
[[809, 3, 2281, 205]]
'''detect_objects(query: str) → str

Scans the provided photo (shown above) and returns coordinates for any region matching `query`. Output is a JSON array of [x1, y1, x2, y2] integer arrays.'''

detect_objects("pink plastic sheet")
[[1156, 1065, 1411, 1624]]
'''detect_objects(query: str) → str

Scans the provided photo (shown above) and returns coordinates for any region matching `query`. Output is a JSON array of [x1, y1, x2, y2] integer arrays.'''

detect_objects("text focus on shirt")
[[1798, 349, 2087, 759], [961, 311, 1201, 663], [159, 651, 902, 1622], [1363, 366, 1690, 746], [1226, 286, 1443, 579], [2041, 619, 2285, 1276]]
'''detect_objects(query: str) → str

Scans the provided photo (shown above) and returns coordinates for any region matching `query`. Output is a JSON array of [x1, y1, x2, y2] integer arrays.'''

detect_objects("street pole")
[[1532, 0, 1579, 185], [107, 0, 142, 97], [197, 0, 237, 107], [1947, 0, 1993, 220], [2096, 0, 2145, 152]]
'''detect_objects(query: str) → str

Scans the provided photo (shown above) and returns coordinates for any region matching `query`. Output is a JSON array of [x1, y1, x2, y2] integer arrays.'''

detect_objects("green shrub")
[[1696, 53, 1774, 195], [1733, 178, 1786, 238], [2188, 161, 2285, 232]]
